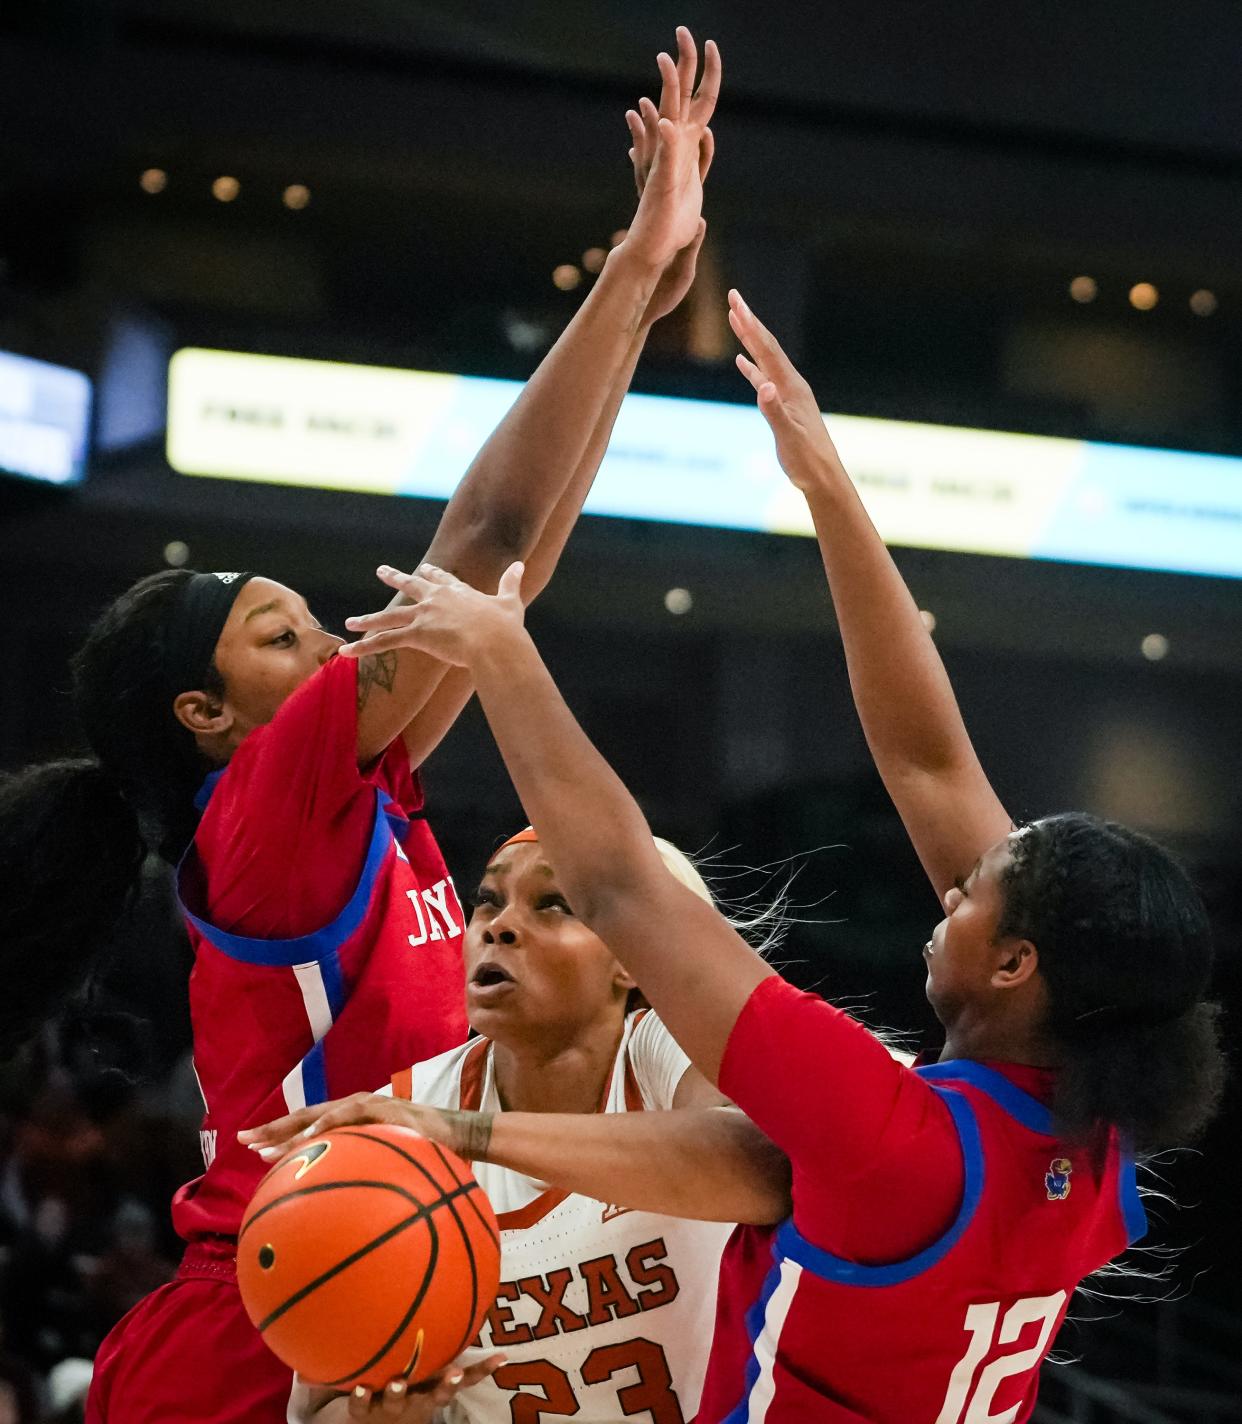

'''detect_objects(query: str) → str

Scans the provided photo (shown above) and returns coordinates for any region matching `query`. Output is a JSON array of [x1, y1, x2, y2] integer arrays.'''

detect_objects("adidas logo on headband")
[[212, 572, 245, 583]]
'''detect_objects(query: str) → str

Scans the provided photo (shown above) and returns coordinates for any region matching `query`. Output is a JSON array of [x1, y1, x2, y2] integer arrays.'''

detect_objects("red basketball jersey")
[[170, 659, 468, 1242], [699, 1056, 1145, 1424]]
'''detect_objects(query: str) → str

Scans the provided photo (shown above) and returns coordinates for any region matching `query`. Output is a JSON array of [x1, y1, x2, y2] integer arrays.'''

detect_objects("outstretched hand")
[[338, 562, 526, 668], [625, 90, 712, 325], [620, 26, 720, 273], [728, 289, 845, 490]]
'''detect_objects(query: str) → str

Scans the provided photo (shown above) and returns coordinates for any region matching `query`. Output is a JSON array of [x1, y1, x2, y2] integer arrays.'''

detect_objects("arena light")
[[664, 587, 693, 615], [0, 349, 92, 485], [167, 347, 1242, 580], [1128, 282, 1158, 311]]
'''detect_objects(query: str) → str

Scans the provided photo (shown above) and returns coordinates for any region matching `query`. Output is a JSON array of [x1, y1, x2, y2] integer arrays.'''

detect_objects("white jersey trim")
[[744, 1258, 803, 1424]]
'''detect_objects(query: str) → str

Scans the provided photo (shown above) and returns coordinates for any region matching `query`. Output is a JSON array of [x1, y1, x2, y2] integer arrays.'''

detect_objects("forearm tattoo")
[[356, 651, 398, 712], [434, 1108, 495, 1162]]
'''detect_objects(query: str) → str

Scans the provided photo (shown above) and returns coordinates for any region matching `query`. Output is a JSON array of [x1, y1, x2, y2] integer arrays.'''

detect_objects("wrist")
[[428, 1108, 495, 1162], [468, 623, 536, 682], [792, 446, 851, 497], [602, 240, 664, 289]]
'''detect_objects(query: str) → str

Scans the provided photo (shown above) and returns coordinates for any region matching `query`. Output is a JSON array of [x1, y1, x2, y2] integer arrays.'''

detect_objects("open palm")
[[623, 28, 720, 271]]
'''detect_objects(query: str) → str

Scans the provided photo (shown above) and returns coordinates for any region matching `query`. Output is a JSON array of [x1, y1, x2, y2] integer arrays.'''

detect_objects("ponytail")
[[1052, 1002, 1224, 1154], [0, 759, 146, 1056]]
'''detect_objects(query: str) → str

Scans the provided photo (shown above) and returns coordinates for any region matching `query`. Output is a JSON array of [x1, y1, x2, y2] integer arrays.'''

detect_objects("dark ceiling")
[[3, 0, 1242, 674]]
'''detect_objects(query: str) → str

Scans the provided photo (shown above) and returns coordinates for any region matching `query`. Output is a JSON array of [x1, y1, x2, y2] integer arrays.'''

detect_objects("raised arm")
[[243, 1097, 791, 1227], [398, 210, 710, 770], [339, 564, 772, 1083], [728, 291, 1013, 900], [354, 29, 721, 765]]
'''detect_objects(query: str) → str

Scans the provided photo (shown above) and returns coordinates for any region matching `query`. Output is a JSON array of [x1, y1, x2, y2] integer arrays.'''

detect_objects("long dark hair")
[[996, 812, 1225, 1153], [0, 569, 219, 1055]]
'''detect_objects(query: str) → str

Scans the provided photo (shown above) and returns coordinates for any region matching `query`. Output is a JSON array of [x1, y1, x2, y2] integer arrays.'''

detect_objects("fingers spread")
[[344, 607, 421, 635], [735, 351, 764, 391], [727, 303, 761, 358], [692, 38, 722, 124], [656, 50, 680, 120], [728, 290, 791, 370], [414, 562, 457, 585], [675, 26, 697, 121]]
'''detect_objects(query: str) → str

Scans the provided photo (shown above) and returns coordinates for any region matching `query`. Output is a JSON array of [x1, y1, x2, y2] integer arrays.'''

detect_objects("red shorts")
[[86, 1239, 299, 1424]]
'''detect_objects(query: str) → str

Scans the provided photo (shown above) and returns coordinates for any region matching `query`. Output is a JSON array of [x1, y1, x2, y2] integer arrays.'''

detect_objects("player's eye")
[[537, 894, 573, 915], [471, 886, 501, 909], [270, 629, 297, 647]]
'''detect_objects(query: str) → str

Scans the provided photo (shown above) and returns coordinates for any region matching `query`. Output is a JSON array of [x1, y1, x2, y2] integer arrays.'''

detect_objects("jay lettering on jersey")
[[405, 877, 463, 947], [477, 1239, 681, 1348]]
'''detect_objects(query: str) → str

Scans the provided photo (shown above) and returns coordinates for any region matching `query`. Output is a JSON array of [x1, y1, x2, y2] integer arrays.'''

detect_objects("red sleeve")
[[720, 975, 964, 1264], [189, 655, 424, 939]]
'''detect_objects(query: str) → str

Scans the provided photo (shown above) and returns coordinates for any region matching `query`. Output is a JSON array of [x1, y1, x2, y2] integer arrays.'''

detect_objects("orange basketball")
[[237, 1123, 500, 1391]]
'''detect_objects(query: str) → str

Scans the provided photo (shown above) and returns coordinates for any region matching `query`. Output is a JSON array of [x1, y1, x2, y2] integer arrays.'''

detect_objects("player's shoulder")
[[621, 1008, 695, 1111], [622, 1006, 675, 1064], [403, 1037, 479, 1107]]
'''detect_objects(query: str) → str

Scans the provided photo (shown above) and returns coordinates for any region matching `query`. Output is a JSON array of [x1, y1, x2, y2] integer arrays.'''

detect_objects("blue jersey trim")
[[177, 786, 396, 966], [193, 767, 226, 812], [1118, 1151, 1148, 1245], [721, 1253, 788, 1424], [771, 1086, 984, 1288], [917, 1059, 1055, 1136], [300, 1039, 329, 1106], [318, 949, 347, 1020]]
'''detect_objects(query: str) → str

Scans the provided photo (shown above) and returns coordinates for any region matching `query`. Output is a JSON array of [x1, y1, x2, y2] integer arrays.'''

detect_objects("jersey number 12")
[[935, 1292, 1067, 1424]]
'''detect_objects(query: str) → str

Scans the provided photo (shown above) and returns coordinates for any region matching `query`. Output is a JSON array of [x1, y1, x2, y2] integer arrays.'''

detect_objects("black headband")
[[163, 570, 257, 706]]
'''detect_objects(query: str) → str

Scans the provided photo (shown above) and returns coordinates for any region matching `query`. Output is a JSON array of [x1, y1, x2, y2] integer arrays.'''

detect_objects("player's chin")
[[465, 988, 526, 1033]]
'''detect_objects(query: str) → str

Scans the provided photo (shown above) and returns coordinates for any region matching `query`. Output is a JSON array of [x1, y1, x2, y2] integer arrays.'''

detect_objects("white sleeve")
[[627, 1011, 693, 1110]]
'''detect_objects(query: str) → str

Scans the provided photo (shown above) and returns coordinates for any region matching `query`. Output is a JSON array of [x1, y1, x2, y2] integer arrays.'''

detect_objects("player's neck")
[[490, 1018, 626, 1117], [940, 1015, 1060, 1069]]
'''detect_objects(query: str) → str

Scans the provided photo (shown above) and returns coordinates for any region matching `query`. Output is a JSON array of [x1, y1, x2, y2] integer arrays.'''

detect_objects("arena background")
[[1, 2, 1240, 1419]]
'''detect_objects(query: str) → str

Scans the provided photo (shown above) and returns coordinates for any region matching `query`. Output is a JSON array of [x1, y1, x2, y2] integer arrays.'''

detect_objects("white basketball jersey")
[[389, 1012, 732, 1423]]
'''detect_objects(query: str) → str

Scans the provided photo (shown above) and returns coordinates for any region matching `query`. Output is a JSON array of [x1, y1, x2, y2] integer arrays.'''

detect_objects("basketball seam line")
[[256, 1180, 477, 1335]]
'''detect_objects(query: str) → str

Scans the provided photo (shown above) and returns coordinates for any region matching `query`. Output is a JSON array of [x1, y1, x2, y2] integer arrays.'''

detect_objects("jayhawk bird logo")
[[1045, 1157, 1073, 1201]]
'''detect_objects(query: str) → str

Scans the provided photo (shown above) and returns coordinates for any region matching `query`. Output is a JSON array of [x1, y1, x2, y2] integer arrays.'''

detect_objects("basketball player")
[[280, 830, 785, 1423], [254, 415, 1223, 1422], [0, 30, 722, 1423]]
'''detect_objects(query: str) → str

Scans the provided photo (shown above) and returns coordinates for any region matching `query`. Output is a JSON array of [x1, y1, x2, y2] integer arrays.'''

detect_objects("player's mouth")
[[469, 962, 518, 1000]]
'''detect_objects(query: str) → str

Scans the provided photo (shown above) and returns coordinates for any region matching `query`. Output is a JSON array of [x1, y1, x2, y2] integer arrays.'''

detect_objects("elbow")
[[567, 866, 652, 941], [448, 495, 541, 568], [564, 849, 665, 942]]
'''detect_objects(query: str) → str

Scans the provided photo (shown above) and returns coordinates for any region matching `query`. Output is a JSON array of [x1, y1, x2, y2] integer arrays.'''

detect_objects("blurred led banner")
[[168, 347, 1242, 580], [0, 350, 92, 485]]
